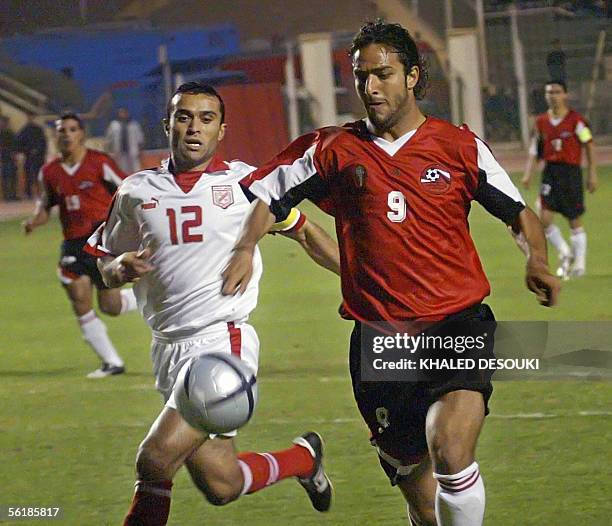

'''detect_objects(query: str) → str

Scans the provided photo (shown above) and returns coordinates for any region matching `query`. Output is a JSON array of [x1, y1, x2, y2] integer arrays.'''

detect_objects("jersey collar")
[[160, 155, 228, 175]]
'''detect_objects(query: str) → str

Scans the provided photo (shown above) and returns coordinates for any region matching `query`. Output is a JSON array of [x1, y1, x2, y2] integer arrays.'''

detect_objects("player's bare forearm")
[[521, 155, 537, 189], [98, 249, 153, 288], [585, 142, 598, 193], [23, 205, 49, 234], [222, 199, 276, 295], [513, 207, 561, 307], [283, 219, 341, 276], [236, 199, 276, 252]]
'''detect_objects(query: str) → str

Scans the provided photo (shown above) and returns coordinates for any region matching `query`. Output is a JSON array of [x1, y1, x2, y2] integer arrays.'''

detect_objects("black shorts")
[[349, 303, 496, 486], [540, 163, 584, 220], [58, 235, 108, 290]]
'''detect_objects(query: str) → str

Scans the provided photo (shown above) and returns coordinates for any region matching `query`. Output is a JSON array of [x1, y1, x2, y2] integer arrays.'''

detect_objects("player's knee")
[[98, 301, 121, 317], [429, 428, 474, 474], [198, 478, 241, 506], [203, 485, 240, 507], [136, 440, 175, 481]]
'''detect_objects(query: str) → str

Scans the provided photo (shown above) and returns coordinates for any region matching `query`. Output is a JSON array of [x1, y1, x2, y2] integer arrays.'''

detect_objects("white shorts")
[[151, 321, 259, 421]]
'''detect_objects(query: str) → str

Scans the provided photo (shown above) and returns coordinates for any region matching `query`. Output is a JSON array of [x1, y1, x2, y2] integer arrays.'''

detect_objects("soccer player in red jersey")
[[223, 21, 561, 526], [23, 113, 137, 378], [522, 80, 598, 279]]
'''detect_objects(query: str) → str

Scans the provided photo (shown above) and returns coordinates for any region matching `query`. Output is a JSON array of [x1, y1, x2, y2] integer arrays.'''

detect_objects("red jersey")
[[535, 110, 591, 166], [241, 117, 525, 321], [40, 149, 126, 240]]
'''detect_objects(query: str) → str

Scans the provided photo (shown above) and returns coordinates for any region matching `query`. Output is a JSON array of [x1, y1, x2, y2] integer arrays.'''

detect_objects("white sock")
[[434, 462, 485, 526], [237, 460, 253, 496], [120, 288, 138, 314], [570, 227, 587, 269], [544, 224, 571, 259], [78, 310, 124, 367]]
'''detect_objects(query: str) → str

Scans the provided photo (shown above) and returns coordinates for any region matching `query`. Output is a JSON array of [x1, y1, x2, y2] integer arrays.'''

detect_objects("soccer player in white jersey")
[[87, 82, 340, 525]]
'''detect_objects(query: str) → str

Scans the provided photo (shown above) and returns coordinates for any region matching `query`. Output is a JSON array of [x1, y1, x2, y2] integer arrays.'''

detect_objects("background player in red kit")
[[522, 80, 598, 279], [23, 113, 137, 378], [223, 21, 561, 526]]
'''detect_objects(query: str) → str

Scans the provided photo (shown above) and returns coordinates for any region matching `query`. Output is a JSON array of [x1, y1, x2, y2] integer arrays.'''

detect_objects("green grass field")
[[1, 170, 610, 525]]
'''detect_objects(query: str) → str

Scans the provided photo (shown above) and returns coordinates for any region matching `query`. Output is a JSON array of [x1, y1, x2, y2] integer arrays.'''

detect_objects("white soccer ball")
[[174, 353, 258, 434]]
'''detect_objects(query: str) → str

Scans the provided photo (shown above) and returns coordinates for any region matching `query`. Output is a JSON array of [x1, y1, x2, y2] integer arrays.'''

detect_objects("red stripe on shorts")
[[227, 322, 242, 358]]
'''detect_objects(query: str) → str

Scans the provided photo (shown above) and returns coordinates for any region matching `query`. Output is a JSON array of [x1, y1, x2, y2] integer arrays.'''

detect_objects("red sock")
[[237, 445, 314, 495], [123, 480, 172, 526]]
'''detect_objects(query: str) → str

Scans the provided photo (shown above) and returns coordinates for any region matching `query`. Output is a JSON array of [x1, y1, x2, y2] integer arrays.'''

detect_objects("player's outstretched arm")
[[512, 207, 561, 307], [282, 219, 340, 276], [97, 248, 153, 288], [222, 200, 276, 295]]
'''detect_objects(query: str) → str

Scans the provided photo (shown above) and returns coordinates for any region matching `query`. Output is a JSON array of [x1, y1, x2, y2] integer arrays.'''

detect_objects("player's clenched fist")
[[23, 218, 35, 235], [525, 259, 561, 307], [221, 246, 254, 295], [100, 248, 153, 287]]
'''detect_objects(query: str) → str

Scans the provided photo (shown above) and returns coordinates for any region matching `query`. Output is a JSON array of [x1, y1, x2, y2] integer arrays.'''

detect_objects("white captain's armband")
[[576, 121, 593, 144], [269, 208, 306, 233]]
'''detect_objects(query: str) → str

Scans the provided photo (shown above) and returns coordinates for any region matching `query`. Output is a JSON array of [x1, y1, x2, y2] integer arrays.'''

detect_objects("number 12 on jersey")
[[166, 206, 203, 245]]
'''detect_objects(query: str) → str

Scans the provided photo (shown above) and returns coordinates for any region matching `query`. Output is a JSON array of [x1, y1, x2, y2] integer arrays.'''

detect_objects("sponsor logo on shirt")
[[420, 166, 451, 194], [212, 186, 234, 209], [78, 181, 94, 190]]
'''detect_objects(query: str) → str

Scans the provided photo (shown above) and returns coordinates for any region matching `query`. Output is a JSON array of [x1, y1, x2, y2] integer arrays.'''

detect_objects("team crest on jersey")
[[345, 164, 367, 191], [420, 166, 451, 194], [212, 185, 234, 209]]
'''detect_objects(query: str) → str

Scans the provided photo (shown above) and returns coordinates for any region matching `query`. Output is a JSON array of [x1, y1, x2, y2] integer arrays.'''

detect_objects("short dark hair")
[[545, 79, 567, 92], [166, 82, 225, 123], [57, 112, 84, 129], [350, 19, 428, 100]]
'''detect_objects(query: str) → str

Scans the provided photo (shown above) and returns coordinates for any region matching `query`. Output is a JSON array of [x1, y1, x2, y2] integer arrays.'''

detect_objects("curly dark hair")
[[350, 19, 428, 100]]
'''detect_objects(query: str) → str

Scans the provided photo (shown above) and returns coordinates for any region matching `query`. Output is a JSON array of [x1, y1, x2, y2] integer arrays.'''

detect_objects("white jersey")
[[88, 158, 263, 339]]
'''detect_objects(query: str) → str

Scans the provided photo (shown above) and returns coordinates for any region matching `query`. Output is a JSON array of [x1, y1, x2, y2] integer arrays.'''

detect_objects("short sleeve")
[[240, 130, 335, 220], [85, 190, 140, 257], [473, 138, 525, 225], [575, 119, 593, 144], [38, 168, 57, 210]]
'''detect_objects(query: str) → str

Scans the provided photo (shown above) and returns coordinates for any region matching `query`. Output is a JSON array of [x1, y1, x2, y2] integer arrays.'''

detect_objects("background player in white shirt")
[[89, 83, 340, 526]]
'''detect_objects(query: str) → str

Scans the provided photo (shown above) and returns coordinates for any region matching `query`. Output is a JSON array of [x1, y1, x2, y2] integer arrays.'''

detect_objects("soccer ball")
[[174, 353, 258, 434]]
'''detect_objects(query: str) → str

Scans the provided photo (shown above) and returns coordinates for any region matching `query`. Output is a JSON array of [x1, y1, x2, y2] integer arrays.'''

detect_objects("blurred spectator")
[[17, 112, 47, 198], [546, 39, 567, 84], [0, 116, 18, 201], [531, 84, 549, 114], [499, 87, 519, 141], [483, 86, 519, 142], [105, 107, 144, 175]]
